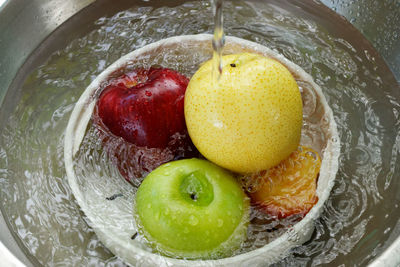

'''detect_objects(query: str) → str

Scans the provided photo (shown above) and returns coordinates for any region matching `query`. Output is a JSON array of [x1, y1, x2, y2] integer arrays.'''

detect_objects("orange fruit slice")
[[244, 146, 321, 218]]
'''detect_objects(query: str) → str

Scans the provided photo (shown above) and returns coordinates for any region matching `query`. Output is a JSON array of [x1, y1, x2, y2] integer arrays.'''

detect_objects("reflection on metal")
[[0, 1, 95, 265], [0, 0, 95, 106], [0, 0, 7, 8], [370, 236, 400, 267], [0, 242, 25, 267]]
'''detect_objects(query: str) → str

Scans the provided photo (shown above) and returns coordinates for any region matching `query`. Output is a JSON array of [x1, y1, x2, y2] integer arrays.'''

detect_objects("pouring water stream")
[[212, 0, 224, 83]]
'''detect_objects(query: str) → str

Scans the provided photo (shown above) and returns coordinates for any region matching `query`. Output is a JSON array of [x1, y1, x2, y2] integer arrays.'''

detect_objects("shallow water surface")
[[0, 0, 399, 266]]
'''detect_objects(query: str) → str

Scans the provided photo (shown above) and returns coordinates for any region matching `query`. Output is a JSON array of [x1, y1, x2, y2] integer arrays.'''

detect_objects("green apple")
[[184, 53, 303, 174], [135, 158, 249, 259]]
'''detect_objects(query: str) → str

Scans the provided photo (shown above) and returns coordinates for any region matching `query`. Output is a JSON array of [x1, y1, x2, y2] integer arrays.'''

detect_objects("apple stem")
[[190, 193, 198, 201]]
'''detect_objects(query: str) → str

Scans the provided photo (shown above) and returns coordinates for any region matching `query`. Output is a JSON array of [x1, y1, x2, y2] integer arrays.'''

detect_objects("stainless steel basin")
[[0, 0, 399, 266]]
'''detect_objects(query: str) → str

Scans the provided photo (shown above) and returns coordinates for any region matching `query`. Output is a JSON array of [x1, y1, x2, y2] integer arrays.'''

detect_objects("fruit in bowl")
[[98, 67, 189, 148], [243, 146, 321, 218], [65, 35, 339, 266], [185, 52, 303, 174], [93, 67, 198, 182], [135, 158, 250, 259]]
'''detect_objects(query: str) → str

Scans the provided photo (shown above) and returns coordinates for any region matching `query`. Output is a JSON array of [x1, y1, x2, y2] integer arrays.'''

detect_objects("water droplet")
[[189, 215, 199, 226], [184, 227, 189, 234], [217, 219, 224, 227], [287, 228, 299, 242], [213, 120, 224, 128]]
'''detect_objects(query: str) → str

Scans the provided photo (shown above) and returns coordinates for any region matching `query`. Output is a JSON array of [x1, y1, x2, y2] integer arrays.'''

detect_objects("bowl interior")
[[65, 34, 340, 266]]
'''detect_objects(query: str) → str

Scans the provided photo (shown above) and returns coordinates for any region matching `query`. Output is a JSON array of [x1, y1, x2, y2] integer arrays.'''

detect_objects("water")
[[0, 0, 399, 266], [211, 0, 224, 82]]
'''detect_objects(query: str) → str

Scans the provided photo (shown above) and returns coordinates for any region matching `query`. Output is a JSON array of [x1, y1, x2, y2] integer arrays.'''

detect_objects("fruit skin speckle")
[[185, 53, 303, 173]]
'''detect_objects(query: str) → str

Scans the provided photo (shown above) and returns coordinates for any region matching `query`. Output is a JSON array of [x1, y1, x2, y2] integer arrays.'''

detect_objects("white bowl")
[[64, 34, 340, 266]]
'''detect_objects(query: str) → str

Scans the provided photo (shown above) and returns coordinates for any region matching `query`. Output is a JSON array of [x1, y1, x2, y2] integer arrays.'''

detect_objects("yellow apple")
[[184, 53, 302, 173]]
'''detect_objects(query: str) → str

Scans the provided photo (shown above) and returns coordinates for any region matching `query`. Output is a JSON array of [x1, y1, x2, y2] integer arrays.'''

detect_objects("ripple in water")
[[0, 0, 399, 266]]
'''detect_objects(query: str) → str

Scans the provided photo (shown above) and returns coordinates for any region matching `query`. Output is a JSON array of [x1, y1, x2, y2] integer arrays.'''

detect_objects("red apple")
[[93, 67, 198, 184], [98, 67, 189, 148]]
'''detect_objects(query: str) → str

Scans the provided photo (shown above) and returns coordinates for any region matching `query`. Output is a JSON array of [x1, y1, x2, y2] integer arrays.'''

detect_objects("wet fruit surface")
[[94, 68, 198, 183], [98, 67, 189, 148], [135, 159, 249, 259], [245, 146, 321, 218], [185, 53, 302, 174]]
